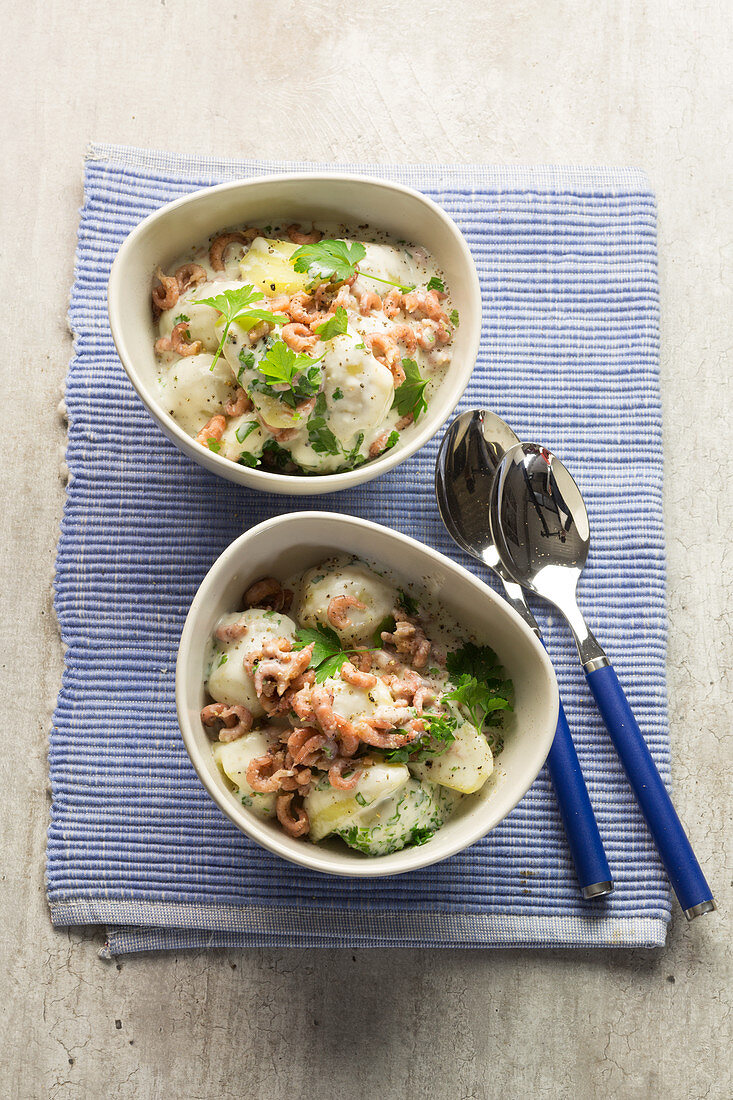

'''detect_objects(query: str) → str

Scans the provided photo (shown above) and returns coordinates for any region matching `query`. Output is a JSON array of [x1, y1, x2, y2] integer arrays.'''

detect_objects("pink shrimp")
[[288, 292, 327, 326], [332, 712, 361, 757], [395, 414, 413, 431], [403, 289, 449, 324], [369, 431, 391, 459], [389, 323, 418, 356], [246, 752, 291, 793], [225, 388, 253, 417], [209, 229, 258, 272], [200, 703, 253, 741], [325, 283, 355, 315], [382, 289, 405, 319], [327, 595, 367, 630], [195, 414, 226, 447], [353, 719, 418, 750], [286, 223, 322, 246], [287, 726, 327, 767], [282, 322, 318, 354], [151, 267, 179, 316], [354, 286, 382, 316], [276, 792, 310, 837], [328, 759, 362, 791], [243, 577, 287, 611], [155, 321, 203, 357], [175, 263, 207, 294], [214, 618, 248, 644], [267, 294, 292, 313], [417, 318, 452, 350], [364, 332, 405, 385], [340, 661, 378, 690], [310, 684, 338, 734]]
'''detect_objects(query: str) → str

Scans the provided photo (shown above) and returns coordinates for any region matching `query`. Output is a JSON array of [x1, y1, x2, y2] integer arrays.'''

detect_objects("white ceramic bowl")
[[176, 513, 559, 877], [108, 173, 481, 495]]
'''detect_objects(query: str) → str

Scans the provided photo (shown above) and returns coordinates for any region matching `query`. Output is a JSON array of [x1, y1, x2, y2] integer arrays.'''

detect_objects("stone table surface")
[[1, 2, 731, 1097]]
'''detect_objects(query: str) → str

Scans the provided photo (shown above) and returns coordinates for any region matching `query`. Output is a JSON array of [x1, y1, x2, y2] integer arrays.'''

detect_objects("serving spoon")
[[490, 442, 716, 920], [436, 411, 613, 898]]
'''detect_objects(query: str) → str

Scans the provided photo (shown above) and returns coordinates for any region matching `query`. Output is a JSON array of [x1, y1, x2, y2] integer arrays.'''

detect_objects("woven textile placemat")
[[48, 145, 670, 954]]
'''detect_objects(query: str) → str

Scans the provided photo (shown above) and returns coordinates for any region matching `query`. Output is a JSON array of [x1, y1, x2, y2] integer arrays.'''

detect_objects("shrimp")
[[225, 388, 252, 417], [403, 289, 449, 324], [353, 718, 418, 750], [286, 223, 322, 246], [151, 267, 179, 316], [354, 286, 382, 316], [282, 322, 318, 354], [328, 759, 361, 791], [155, 321, 203, 358], [175, 263, 207, 294], [310, 684, 338, 734], [214, 618, 248, 644], [288, 292, 327, 326], [200, 703, 253, 741], [389, 323, 418, 356], [325, 283, 355, 314], [327, 595, 367, 630], [395, 414, 413, 431], [382, 289, 405, 319], [209, 229, 258, 272], [276, 793, 310, 837], [246, 752, 291, 793], [364, 332, 405, 385], [243, 577, 287, 610], [287, 726, 327, 766], [195, 414, 226, 447], [340, 661, 377, 690], [417, 318, 452, 350], [369, 431, 391, 459]]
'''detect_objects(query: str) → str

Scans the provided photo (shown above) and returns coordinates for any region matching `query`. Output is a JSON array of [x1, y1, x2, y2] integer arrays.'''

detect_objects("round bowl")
[[176, 513, 559, 877], [108, 173, 481, 495]]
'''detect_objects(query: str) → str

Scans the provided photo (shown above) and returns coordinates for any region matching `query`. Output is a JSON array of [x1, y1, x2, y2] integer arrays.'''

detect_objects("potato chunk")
[[409, 721, 493, 793], [238, 237, 310, 296], [213, 730, 276, 819]]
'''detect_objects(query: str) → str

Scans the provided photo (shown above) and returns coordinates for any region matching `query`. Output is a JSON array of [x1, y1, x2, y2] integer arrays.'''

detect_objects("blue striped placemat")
[[49, 145, 670, 954]]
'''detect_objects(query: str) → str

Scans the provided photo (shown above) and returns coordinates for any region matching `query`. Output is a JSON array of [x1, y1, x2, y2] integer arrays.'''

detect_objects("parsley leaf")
[[398, 589, 419, 616], [409, 826, 437, 847], [313, 306, 348, 340], [206, 437, 222, 453], [449, 309, 460, 327], [392, 358, 428, 423], [291, 239, 366, 284], [258, 339, 322, 387], [444, 643, 513, 730], [174, 312, 190, 324], [237, 451, 260, 468], [342, 431, 365, 469], [261, 439, 292, 469], [293, 624, 380, 683], [426, 277, 445, 294], [307, 393, 340, 456], [194, 285, 287, 371], [332, 387, 344, 401]]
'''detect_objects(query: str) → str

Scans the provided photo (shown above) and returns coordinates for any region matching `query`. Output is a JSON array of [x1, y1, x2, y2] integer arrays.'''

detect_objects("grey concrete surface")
[[1, 1, 731, 1097]]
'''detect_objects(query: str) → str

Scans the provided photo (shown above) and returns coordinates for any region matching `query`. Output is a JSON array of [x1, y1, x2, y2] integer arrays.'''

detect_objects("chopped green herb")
[[444, 643, 513, 730], [384, 429, 400, 450], [354, 792, 368, 807], [354, 342, 365, 350], [392, 358, 428, 423], [313, 306, 348, 341], [426, 277, 445, 294], [398, 589, 419, 616], [235, 421, 258, 444], [307, 392, 341, 456], [409, 826, 436, 847], [343, 431, 365, 469], [372, 614, 396, 648], [449, 309, 460, 327], [261, 438, 292, 469], [216, 653, 228, 668], [237, 451, 260, 468], [174, 313, 190, 325], [291, 239, 366, 284], [206, 437, 222, 453], [332, 387, 344, 401], [237, 348, 256, 384]]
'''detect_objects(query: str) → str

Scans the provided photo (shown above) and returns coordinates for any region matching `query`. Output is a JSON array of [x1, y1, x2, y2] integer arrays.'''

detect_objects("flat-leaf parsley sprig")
[[444, 643, 513, 731], [249, 339, 324, 411], [292, 624, 378, 683], [291, 239, 415, 293], [392, 358, 428, 423], [193, 285, 288, 371]]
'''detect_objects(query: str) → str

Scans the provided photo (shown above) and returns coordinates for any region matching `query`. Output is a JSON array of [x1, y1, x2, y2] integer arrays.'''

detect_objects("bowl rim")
[[108, 171, 482, 495], [175, 511, 559, 877]]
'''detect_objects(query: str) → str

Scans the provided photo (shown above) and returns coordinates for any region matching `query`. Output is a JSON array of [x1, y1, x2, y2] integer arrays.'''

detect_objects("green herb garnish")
[[174, 312, 190, 325], [235, 421, 258, 444], [290, 238, 413, 292], [237, 451, 260, 468], [398, 589, 419, 616], [449, 309, 460, 327], [194, 285, 287, 371], [313, 306, 348, 340], [292, 624, 378, 683], [392, 358, 428, 424], [444, 643, 513, 730], [206, 437, 222, 453], [426, 277, 445, 294], [332, 387, 344, 401], [307, 392, 340, 456]]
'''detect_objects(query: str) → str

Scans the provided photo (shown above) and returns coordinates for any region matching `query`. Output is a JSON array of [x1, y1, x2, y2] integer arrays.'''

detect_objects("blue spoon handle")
[[545, 698, 613, 897], [586, 663, 715, 918]]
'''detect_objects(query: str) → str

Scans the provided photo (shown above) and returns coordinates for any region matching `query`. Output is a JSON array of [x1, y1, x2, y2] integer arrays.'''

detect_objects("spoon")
[[436, 411, 613, 899], [490, 442, 716, 920]]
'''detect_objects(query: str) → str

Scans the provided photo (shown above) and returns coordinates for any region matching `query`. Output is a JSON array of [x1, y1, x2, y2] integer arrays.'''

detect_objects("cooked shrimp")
[[327, 595, 367, 630], [155, 321, 203, 357], [246, 752, 291, 793], [243, 577, 286, 610], [382, 289, 405, 319], [276, 792, 310, 837], [214, 618, 248, 644], [200, 703, 253, 741], [369, 431, 391, 459], [395, 414, 413, 431], [287, 727, 327, 766], [310, 684, 338, 734], [328, 758, 361, 790], [286, 223, 322, 246], [403, 289, 449, 324], [354, 286, 382, 315], [340, 661, 378, 690], [151, 268, 179, 316], [389, 324, 418, 356], [353, 719, 418, 750], [225, 388, 252, 417], [175, 263, 207, 294], [283, 322, 318, 354], [325, 283, 354, 314], [195, 414, 226, 447], [364, 332, 405, 385], [417, 318, 452, 350], [288, 292, 327, 326], [209, 229, 258, 272]]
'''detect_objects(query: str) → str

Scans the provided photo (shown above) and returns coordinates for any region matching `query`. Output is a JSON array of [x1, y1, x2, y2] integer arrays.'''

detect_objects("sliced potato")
[[410, 721, 493, 794], [305, 763, 410, 842], [238, 237, 310, 296], [206, 609, 297, 714], [213, 730, 276, 819]]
